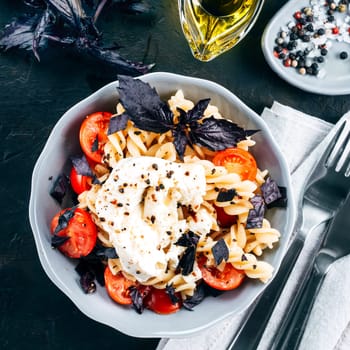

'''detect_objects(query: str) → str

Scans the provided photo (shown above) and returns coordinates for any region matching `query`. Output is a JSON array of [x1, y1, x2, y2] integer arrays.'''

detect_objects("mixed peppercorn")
[[273, 0, 350, 77]]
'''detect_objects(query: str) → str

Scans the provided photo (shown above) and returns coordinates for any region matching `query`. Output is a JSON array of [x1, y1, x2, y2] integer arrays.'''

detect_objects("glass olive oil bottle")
[[178, 0, 264, 61]]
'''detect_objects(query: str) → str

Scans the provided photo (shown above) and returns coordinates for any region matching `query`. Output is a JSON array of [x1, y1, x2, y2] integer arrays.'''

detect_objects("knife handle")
[[227, 236, 304, 350], [270, 258, 327, 350]]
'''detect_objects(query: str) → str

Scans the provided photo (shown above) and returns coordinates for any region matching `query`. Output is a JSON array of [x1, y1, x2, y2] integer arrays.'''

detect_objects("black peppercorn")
[[320, 48, 328, 56], [306, 15, 314, 22], [306, 67, 314, 75], [287, 41, 295, 50], [340, 51, 348, 59], [298, 58, 306, 68], [274, 46, 283, 53], [306, 23, 314, 31], [290, 32, 298, 40]]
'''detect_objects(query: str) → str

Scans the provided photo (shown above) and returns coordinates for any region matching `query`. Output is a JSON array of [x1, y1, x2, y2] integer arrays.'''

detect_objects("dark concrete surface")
[[1, 1, 349, 349]]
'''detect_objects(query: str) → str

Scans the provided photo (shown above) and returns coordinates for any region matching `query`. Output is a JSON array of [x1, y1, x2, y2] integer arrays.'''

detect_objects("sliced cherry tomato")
[[145, 287, 181, 314], [70, 166, 91, 194], [104, 267, 136, 305], [79, 111, 113, 163], [214, 204, 237, 228], [198, 257, 245, 291], [212, 148, 257, 181], [50, 207, 97, 258]]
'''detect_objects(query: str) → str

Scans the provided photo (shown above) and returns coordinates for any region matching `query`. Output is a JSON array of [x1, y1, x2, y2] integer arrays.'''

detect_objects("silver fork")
[[228, 113, 350, 350], [269, 119, 350, 349]]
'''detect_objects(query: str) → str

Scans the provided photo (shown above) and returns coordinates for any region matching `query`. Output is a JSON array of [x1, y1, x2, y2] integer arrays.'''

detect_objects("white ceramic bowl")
[[29, 72, 296, 338]]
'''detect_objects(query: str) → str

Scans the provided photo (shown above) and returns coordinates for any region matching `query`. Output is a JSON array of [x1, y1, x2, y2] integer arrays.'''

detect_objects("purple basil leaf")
[[50, 173, 70, 204], [51, 234, 70, 248], [177, 107, 189, 125], [186, 98, 211, 123], [216, 188, 237, 202], [175, 231, 200, 248], [172, 124, 189, 160], [33, 9, 52, 61], [176, 99, 210, 125], [24, 0, 47, 8], [71, 154, 101, 185], [77, 43, 154, 76], [212, 238, 229, 266], [53, 207, 76, 235], [46, 0, 86, 28], [129, 286, 145, 314], [267, 186, 288, 208], [75, 254, 101, 293], [261, 177, 282, 205], [93, 245, 119, 259], [117, 75, 173, 132], [182, 283, 206, 310], [76, 257, 105, 287], [79, 271, 97, 294], [107, 113, 129, 134], [246, 195, 265, 229], [0, 14, 40, 52], [190, 117, 259, 151], [166, 284, 180, 304], [175, 231, 199, 275], [71, 154, 94, 177], [177, 246, 196, 276]]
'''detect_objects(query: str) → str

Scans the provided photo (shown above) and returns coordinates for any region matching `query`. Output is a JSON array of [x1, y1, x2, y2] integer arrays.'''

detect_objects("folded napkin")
[[157, 102, 350, 350]]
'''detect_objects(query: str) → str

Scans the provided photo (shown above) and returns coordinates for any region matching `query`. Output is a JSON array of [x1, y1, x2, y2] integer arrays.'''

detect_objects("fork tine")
[[336, 135, 350, 174], [346, 163, 350, 177], [326, 115, 350, 169]]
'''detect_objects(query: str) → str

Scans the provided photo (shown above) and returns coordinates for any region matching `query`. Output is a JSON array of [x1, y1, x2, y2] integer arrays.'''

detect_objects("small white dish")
[[262, 0, 350, 95], [28, 72, 296, 338]]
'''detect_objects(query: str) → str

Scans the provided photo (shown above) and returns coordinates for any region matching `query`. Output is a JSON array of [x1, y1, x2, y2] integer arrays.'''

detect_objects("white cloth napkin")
[[157, 102, 350, 350]]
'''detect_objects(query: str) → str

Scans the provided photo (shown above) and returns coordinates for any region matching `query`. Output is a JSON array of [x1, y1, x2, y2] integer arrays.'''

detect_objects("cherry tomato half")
[[69, 166, 91, 194], [145, 287, 181, 314], [50, 208, 97, 258], [79, 111, 113, 163], [104, 267, 136, 305], [214, 204, 237, 228], [198, 257, 245, 291], [212, 148, 257, 181]]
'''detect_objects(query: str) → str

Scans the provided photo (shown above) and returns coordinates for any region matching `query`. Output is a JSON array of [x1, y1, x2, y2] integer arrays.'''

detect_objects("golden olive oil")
[[178, 0, 264, 61]]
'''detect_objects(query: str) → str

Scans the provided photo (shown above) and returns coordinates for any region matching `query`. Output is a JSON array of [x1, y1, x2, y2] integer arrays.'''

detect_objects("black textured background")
[[1, 1, 349, 349]]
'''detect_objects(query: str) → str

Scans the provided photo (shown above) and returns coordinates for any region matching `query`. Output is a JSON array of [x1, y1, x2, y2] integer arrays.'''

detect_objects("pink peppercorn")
[[283, 58, 292, 67], [294, 11, 302, 20]]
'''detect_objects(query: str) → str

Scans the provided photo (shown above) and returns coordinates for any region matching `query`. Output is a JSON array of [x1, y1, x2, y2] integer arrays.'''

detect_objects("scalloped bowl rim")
[[29, 72, 296, 338]]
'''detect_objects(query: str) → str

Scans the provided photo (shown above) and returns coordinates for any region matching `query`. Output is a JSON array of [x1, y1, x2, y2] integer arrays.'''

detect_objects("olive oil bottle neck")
[[200, 0, 243, 17]]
